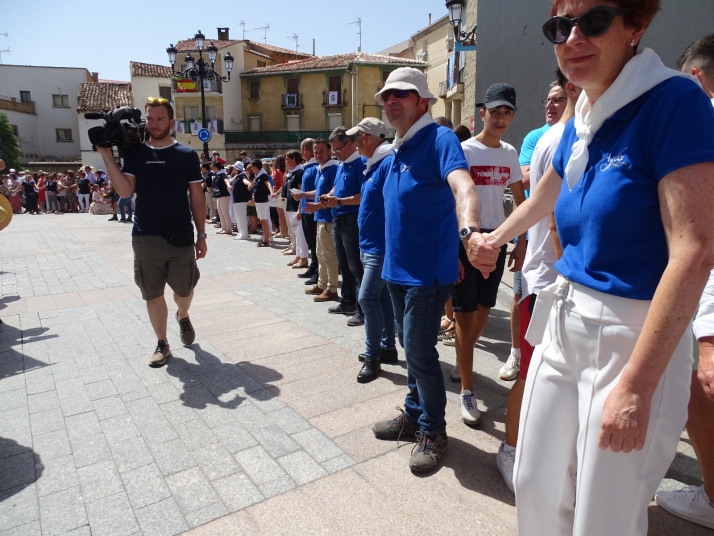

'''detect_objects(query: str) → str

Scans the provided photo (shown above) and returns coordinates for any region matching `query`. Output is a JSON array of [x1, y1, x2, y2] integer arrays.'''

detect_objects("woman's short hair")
[[550, 0, 660, 30], [274, 155, 286, 173], [286, 150, 301, 163]]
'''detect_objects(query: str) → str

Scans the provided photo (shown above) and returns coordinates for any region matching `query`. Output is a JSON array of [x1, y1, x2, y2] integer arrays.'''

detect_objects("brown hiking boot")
[[314, 290, 339, 302], [305, 285, 324, 295]]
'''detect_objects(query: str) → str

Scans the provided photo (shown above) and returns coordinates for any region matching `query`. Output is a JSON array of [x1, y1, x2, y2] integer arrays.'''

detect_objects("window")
[[286, 115, 300, 131], [257, 61, 266, 68], [328, 113, 342, 130], [287, 78, 298, 94], [249, 81, 260, 99], [184, 106, 200, 120], [52, 94, 69, 107], [205, 106, 217, 120], [10, 125, 18, 137], [158, 86, 172, 101], [20, 91, 31, 105], [327, 76, 342, 105], [249, 116, 261, 132], [56, 128, 73, 142]]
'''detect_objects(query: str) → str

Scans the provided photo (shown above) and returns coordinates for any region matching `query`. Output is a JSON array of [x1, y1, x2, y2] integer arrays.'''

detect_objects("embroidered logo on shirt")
[[146, 161, 166, 165], [599, 149, 631, 172], [400, 163, 411, 173], [469, 166, 511, 186]]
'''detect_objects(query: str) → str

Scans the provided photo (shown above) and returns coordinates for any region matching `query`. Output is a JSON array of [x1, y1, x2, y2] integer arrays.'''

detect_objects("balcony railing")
[[0, 95, 36, 114], [282, 93, 303, 110], [175, 119, 224, 134], [322, 89, 347, 108], [172, 78, 222, 94], [225, 130, 333, 144]]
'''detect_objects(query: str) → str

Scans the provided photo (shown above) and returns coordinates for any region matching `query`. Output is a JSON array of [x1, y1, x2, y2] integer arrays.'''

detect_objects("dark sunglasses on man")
[[381, 89, 418, 103], [542, 5, 628, 44]]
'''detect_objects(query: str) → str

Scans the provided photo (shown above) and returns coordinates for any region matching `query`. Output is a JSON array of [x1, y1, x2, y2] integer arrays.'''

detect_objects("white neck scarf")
[[565, 48, 696, 190], [365, 142, 393, 173], [392, 113, 436, 151]]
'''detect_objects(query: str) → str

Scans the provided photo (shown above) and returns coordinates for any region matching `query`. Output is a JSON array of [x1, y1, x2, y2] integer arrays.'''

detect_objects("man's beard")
[[147, 125, 171, 141]]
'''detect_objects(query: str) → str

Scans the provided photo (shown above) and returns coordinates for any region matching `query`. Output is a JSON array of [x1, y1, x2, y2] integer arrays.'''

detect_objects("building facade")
[[130, 62, 173, 111], [0, 65, 94, 163]]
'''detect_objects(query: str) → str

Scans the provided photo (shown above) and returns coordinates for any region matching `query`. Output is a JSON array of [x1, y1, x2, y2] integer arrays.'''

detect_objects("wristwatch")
[[196, 232, 208, 239], [337, 199, 342, 207], [459, 226, 479, 241]]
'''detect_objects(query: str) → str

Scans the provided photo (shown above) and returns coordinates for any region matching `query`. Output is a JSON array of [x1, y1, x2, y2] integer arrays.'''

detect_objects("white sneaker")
[[499, 349, 521, 381], [233, 234, 249, 240], [655, 485, 714, 529], [450, 364, 461, 382], [496, 442, 515, 493], [460, 390, 481, 425]]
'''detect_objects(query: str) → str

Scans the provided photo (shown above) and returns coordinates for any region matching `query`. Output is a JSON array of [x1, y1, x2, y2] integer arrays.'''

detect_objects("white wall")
[[131, 76, 171, 112], [222, 43, 244, 133], [0, 65, 91, 162], [2, 110, 39, 161], [78, 116, 106, 169]]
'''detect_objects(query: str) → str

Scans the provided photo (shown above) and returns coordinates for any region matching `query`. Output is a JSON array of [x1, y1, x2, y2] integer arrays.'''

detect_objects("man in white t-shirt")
[[448, 83, 526, 426], [495, 71, 581, 493], [84, 166, 97, 185]]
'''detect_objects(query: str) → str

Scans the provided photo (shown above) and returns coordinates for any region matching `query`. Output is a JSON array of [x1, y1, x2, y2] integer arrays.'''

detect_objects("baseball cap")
[[479, 83, 517, 111], [346, 118, 386, 138], [374, 67, 437, 106]]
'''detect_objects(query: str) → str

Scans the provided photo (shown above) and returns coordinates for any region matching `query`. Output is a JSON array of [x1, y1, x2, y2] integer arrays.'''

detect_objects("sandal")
[[437, 319, 456, 341], [440, 316, 454, 332], [257, 241, 270, 247]]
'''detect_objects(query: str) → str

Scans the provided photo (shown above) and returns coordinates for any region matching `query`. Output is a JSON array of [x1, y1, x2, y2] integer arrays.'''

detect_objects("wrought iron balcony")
[[322, 89, 347, 108], [282, 93, 303, 110]]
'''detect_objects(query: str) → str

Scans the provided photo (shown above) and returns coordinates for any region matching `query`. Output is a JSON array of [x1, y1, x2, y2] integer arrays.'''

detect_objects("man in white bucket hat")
[[370, 67, 500, 472]]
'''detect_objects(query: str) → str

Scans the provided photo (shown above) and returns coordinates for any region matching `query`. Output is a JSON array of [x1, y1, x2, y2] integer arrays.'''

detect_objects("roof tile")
[[77, 82, 133, 112], [241, 52, 426, 75], [130, 61, 173, 78]]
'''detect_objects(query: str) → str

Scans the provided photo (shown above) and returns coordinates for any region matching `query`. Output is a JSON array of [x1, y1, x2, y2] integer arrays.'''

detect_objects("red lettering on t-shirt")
[[469, 166, 511, 186]]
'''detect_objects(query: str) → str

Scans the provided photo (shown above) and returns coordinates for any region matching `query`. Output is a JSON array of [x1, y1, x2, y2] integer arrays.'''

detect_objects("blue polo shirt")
[[382, 123, 468, 286], [300, 161, 319, 214], [332, 153, 366, 217], [519, 124, 550, 167], [314, 161, 338, 223], [359, 152, 393, 256], [552, 77, 714, 300]]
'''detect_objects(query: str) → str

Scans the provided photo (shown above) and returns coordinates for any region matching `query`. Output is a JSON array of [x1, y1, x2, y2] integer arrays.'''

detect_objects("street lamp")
[[445, 0, 477, 45], [166, 30, 234, 161]]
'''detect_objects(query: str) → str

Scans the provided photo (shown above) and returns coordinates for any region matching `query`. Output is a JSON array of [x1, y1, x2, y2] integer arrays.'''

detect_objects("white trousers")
[[233, 202, 248, 238], [287, 211, 307, 258], [228, 198, 236, 224], [78, 193, 90, 212], [514, 276, 692, 536]]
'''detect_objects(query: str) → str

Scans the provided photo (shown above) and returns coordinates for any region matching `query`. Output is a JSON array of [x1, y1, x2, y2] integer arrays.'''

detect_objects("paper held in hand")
[[290, 188, 301, 195]]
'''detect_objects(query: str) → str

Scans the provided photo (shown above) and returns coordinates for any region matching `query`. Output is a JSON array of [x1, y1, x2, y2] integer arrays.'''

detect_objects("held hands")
[[598, 382, 651, 453], [320, 195, 338, 208], [465, 232, 500, 278], [698, 342, 714, 400]]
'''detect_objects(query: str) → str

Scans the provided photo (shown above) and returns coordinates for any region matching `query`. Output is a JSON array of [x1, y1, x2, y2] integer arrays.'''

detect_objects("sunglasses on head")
[[542, 5, 628, 44], [381, 89, 417, 103], [146, 97, 168, 104]]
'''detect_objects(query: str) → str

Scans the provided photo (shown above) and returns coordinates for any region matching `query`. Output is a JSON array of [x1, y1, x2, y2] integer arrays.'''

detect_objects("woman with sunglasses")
[[471, 1, 714, 534]]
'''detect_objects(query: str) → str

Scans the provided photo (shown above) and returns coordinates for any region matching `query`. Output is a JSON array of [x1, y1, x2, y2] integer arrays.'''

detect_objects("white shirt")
[[85, 171, 97, 184], [460, 138, 523, 230], [521, 123, 566, 299]]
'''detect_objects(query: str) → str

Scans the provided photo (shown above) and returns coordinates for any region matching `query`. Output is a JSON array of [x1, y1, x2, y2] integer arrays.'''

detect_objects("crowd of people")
[[3, 3, 714, 532]]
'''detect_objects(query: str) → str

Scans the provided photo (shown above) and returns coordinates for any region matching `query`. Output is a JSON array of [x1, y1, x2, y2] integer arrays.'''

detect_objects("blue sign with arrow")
[[198, 128, 212, 143]]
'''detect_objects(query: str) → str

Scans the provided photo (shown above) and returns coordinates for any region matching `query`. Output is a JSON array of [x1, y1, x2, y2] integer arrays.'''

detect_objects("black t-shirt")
[[121, 141, 202, 235], [77, 178, 91, 195], [96, 177, 106, 187], [285, 169, 303, 212], [22, 180, 36, 196], [46, 179, 57, 193], [212, 171, 229, 198], [204, 171, 214, 189], [232, 173, 252, 203], [252, 171, 271, 203]]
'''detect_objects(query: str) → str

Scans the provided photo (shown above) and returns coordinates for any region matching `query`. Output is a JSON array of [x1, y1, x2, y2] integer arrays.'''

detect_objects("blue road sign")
[[198, 128, 212, 143]]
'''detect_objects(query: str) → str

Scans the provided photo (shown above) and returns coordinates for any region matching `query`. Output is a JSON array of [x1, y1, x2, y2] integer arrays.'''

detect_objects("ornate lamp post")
[[445, 0, 477, 46], [166, 31, 234, 161]]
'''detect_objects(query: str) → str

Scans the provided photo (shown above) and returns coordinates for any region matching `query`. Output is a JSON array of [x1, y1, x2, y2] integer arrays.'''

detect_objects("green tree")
[[0, 113, 23, 171]]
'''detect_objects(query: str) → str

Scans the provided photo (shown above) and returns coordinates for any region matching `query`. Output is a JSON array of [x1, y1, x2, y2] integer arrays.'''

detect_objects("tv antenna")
[[0, 48, 11, 64], [238, 21, 247, 40], [349, 17, 362, 52], [252, 23, 269, 44], [288, 33, 300, 58]]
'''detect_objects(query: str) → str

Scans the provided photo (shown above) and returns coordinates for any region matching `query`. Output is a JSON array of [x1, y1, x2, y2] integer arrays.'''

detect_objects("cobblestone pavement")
[[0, 214, 708, 536]]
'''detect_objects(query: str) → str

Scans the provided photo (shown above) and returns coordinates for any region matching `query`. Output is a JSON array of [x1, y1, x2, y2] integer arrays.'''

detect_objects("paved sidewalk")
[[0, 214, 708, 536]]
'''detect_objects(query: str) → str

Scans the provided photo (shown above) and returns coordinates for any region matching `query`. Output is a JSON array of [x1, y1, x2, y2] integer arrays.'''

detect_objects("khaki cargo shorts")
[[132, 235, 200, 301]]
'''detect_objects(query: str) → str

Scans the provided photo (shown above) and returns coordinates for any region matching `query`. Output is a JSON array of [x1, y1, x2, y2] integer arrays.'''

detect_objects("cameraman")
[[96, 98, 207, 367]]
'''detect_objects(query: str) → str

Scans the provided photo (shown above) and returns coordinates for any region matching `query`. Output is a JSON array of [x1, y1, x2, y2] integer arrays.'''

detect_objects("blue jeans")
[[118, 197, 133, 220], [388, 282, 453, 436], [333, 213, 363, 308], [359, 252, 395, 359]]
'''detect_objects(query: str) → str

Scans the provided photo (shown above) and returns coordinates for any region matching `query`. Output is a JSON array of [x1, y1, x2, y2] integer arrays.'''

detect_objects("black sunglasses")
[[542, 5, 628, 44], [381, 89, 417, 103]]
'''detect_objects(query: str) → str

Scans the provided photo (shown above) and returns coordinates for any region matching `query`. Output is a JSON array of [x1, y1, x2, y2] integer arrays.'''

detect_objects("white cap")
[[234, 162, 245, 171], [9, 169, 16, 173], [374, 67, 437, 106], [346, 117, 387, 138]]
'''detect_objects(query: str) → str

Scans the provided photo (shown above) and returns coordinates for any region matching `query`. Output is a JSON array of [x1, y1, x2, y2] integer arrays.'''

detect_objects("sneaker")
[[175, 312, 195, 346], [442, 332, 456, 346], [149, 340, 171, 367], [499, 349, 521, 381], [496, 442, 516, 493], [655, 485, 714, 529], [346, 312, 364, 327], [328, 303, 357, 315], [409, 432, 448, 473], [372, 407, 420, 441], [460, 390, 481, 425], [450, 364, 461, 382]]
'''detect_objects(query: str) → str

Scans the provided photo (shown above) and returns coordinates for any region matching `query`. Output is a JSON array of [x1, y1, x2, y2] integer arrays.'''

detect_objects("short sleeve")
[[435, 128, 468, 181], [187, 150, 202, 183], [519, 132, 537, 166], [507, 148, 525, 185], [121, 149, 137, 176], [552, 120, 575, 179], [648, 84, 714, 181]]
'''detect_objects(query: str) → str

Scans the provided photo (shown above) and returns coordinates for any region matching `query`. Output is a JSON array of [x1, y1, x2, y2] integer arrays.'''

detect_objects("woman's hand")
[[598, 382, 651, 453], [698, 340, 714, 400]]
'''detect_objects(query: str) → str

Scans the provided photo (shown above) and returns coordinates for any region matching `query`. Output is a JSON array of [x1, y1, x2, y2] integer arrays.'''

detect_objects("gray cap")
[[346, 117, 386, 138]]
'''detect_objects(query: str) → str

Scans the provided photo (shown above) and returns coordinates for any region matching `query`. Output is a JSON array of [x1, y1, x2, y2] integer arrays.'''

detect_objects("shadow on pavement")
[[0, 323, 55, 380], [0, 438, 43, 500]]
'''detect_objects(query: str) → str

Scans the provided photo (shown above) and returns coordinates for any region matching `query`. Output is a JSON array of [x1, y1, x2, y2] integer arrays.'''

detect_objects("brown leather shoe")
[[305, 285, 324, 295], [314, 290, 339, 302]]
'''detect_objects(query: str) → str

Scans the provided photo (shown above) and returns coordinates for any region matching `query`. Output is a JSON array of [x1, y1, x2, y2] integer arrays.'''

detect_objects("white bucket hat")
[[374, 67, 437, 106]]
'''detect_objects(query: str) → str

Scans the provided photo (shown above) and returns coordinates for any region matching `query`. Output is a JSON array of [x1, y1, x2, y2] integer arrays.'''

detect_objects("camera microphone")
[[84, 112, 105, 120]]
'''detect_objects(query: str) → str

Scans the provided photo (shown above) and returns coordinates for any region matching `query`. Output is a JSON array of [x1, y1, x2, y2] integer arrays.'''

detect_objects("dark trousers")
[[301, 211, 319, 275], [332, 213, 363, 308]]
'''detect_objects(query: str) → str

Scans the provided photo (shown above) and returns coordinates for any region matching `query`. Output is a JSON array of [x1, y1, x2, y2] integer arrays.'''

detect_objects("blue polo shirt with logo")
[[382, 123, 468, 286], [359, 154, 393, 256], [332, 154, 367, 217], [553, 77, 714, 300], [314, 161, 338, 223], [300, 162, 319, 214]]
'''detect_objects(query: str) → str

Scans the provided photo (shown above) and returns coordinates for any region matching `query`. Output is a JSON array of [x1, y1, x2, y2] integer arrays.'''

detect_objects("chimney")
[[217, 27, 229, 41], [91, 72, 99, 83], [428, 13, 432, 25]]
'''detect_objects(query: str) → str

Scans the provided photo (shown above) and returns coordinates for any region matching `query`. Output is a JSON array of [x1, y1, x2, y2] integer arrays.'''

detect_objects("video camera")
[[85, 107, 145, 157]]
